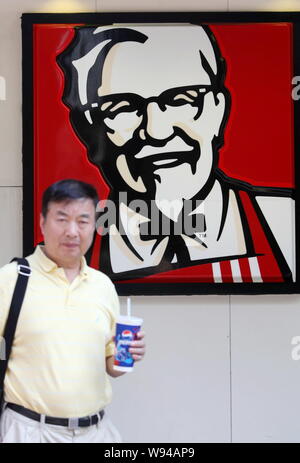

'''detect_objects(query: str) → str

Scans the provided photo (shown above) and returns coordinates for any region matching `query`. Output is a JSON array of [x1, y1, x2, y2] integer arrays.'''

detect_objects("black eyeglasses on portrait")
[[83, 85, 215, 122]]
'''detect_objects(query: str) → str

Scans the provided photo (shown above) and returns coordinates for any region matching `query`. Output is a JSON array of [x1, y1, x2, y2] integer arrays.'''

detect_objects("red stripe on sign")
[[238, 258, 253, 283], [90, 232, 102, 270], [238, 191, 283, 282], [219, 260, 233, 283], [115, 262, 215, 284], [256, 255, 283, 283]]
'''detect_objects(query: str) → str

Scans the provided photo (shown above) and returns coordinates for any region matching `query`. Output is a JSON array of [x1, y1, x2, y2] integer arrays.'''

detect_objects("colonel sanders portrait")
[[57, 24, 294, 283]]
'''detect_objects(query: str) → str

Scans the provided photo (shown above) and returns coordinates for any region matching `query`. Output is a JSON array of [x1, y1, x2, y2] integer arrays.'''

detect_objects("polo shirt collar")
[[79, 256, 88, 278], [34, 245, 88, 278]]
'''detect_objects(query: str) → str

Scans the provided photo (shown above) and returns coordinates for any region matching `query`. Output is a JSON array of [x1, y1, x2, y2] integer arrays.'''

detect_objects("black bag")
[[0, 258, 31, 418]]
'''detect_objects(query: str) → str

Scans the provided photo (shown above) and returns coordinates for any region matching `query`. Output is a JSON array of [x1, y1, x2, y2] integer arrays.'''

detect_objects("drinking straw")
[[127, 296, 131, 318]]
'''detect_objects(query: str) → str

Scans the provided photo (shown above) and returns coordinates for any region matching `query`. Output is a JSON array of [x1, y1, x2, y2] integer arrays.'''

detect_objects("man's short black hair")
[[42, 179, 98, 217]]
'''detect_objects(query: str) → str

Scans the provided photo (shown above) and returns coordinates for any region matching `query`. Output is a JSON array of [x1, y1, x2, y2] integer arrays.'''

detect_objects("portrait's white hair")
[[72, 25, 219, 106]]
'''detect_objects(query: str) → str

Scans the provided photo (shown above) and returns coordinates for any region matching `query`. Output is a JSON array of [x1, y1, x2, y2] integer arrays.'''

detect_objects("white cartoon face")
[[80, 26, 226, 218]]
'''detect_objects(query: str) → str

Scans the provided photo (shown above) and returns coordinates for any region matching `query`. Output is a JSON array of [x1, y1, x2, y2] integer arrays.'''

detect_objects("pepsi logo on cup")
[[122, 330, 134, 341]]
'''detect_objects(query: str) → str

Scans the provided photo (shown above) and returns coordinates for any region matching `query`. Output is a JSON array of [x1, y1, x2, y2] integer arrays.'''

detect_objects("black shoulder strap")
[[0, 258, 31, 387]]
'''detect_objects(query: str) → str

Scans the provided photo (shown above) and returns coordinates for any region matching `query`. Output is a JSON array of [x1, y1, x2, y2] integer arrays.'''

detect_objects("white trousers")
[[0, 406, 122, 443]]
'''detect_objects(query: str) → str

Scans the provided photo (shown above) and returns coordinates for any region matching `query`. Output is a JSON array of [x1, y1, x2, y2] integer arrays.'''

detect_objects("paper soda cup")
[[113, 315, 143, 372]]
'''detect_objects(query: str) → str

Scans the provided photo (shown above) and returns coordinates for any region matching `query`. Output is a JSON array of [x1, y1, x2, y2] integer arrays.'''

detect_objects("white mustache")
[[134, 136, 193, 159]]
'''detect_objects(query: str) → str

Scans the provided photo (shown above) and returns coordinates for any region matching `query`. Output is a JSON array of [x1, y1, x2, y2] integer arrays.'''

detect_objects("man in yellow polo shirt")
[[0, 179, 145, 443]]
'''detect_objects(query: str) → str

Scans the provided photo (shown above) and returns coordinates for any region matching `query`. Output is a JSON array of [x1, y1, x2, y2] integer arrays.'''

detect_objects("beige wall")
[[1, 0, 300, 443]]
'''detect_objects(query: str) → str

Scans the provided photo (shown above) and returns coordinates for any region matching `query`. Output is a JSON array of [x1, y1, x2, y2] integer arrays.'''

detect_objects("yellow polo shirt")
[[0, 246, 120, 418]]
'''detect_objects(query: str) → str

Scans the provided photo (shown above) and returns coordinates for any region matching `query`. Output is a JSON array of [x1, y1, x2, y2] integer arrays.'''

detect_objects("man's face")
[[40, 198, 96, 267], [88, 29, 226, 217]]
